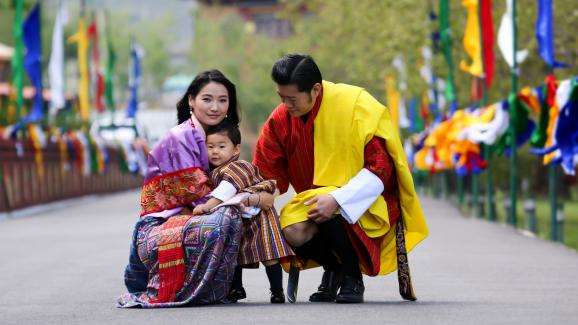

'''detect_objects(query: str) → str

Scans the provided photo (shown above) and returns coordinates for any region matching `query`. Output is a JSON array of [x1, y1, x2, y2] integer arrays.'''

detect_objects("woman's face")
[[189, 82, 230, 128]]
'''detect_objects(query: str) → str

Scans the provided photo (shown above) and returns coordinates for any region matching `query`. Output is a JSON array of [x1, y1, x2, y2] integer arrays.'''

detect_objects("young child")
[[192, 120, 293, 303]]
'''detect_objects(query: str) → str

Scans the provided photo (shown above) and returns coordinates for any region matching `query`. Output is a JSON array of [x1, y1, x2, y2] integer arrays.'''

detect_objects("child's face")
[[206, 132, 240, 166]]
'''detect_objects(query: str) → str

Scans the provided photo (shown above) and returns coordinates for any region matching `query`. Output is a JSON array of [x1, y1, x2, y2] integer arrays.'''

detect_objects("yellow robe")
[[280, 81, 428, 275]]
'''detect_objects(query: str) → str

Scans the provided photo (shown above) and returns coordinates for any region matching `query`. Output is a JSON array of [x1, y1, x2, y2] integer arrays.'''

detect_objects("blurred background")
[[0, 0, 577, 250]]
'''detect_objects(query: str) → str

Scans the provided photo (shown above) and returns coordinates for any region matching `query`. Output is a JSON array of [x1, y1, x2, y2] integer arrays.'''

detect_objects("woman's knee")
[[282, 222, 318, 247]]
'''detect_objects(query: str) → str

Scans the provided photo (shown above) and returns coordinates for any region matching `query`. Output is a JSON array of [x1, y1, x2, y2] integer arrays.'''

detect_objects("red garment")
[[253, 88, 323, 194], [253, 91, 402, 275]]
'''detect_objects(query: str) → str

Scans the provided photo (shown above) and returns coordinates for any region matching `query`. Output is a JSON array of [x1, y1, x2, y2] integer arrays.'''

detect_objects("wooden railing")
[[0, 138, 143, 212]]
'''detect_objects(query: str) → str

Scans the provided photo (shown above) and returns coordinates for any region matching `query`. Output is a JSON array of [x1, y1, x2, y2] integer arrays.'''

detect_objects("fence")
[[0, 138, 143, 213], [415, 161, 578, 250]]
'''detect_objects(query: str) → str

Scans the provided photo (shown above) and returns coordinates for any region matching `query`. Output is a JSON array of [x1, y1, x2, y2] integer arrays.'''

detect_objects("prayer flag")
[[126, 39, 143, 118], [536, 0, 567, 68], [88, 19, 105, 112], [22, 3, 43, 123], [49, 1, 67, 115], [11, 0, 25, 121], [497, 0, 528, 68], [480, 0, 495, 88], [459, 0, 483, 77], [68, 17, 91, 122]]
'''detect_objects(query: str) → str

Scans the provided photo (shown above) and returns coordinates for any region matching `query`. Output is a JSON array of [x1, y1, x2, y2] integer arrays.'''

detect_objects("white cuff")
[[210, 180, 237, 202], [329, 168, 384, 224], [241, 206, 262, 218]]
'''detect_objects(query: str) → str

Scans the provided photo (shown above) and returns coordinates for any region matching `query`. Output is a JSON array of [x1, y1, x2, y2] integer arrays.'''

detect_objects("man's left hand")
[[305, 194, 339, 224]]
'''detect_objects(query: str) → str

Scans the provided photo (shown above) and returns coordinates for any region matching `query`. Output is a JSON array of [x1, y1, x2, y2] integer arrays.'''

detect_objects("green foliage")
[[192, 8, 287, 128]]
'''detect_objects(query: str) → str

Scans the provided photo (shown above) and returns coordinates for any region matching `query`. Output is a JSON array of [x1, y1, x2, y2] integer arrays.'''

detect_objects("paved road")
[[1, 191, 577, 324]]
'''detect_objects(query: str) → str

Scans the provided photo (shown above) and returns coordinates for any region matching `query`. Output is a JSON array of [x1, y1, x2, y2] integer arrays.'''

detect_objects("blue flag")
[[535, 0, 567, 68], [23, 3, 43, 123], [126, 39, 143, 119]]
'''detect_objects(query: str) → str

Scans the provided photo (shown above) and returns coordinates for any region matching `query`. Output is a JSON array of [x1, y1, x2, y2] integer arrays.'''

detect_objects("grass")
[[423, 185, 578, 251]]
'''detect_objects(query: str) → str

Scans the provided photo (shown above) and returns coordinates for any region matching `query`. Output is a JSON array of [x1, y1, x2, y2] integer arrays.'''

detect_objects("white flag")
[[48, 1, 68, 115], [398, 97, 410, 129], [497, 0, 528, 68]]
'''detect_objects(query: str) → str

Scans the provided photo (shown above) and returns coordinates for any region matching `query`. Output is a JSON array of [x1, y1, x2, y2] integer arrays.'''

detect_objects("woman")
[[117, 70, 273, 308]]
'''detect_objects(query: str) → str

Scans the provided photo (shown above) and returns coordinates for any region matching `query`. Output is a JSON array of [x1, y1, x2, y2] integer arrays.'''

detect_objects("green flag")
[[104, 13, 116, 112], [11, 0, 25, 122], [530, 85, 549, 148], [439, 0, 457, 114], [494, 94, 534, 155]]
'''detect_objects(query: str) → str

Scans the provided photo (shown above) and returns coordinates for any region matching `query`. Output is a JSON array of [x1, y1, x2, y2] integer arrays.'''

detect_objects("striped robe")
[[210, 159, 294, 265]]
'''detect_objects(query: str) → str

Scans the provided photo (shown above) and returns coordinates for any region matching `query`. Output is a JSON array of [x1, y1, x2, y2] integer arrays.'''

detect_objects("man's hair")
[[206, 119, 241, 146], [271, 54, 322, 92]]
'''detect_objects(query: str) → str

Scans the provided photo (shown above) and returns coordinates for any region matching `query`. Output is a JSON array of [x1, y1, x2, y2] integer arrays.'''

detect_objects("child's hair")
[[206, 119, 241, 146]]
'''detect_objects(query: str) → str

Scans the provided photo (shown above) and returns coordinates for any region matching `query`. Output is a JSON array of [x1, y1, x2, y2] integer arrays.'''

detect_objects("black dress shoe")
[[309, 270, 341, 302], [335, 276, 364, 303], [227, 287, 247, 303], [270, 288, 286, 303]]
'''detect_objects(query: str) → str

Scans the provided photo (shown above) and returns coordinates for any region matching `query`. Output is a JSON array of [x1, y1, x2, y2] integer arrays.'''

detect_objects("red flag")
[[88, 20, 105, 112], [480, 0, 495, 88]]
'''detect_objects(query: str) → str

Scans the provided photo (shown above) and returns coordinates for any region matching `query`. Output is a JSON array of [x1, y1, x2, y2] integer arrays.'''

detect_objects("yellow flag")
[[459, 0, 483, 77], [68, 18, 90, 122], [385, 76, 400, 131]]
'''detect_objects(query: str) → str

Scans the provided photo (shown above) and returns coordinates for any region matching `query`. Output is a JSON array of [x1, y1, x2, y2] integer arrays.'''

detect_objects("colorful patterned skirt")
[[238, 207, 294, 266], [117, 206, 242, 308]]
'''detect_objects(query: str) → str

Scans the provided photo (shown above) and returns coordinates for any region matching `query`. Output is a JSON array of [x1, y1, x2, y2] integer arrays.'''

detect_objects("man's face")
[[276, 83, 320, 117]]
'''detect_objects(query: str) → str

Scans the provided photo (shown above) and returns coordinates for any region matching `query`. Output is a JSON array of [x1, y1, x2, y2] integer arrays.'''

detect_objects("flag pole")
[[478, 0, 495, 220], [507, 0, 518, 226], [439, 0, 463, 205]]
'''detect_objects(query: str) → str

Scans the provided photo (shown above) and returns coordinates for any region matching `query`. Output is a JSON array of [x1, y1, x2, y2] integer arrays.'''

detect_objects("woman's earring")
[[189, 106, 193, 116]]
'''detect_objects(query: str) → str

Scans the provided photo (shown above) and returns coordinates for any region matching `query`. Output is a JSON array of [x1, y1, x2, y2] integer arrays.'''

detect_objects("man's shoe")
[[309, 270, 341, 302], [270, 288, 286, 303], [227, 287, 247, 303], [335, 276, 364, 303]]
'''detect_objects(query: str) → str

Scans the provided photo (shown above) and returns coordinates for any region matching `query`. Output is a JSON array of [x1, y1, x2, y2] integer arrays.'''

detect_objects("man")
[[253, 54, 428, 303]]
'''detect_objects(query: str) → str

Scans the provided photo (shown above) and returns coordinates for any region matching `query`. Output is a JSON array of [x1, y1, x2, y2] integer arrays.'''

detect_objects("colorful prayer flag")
[[536, 0, 567, 68], [497, 0, 528, 68], [49, 1, 68, 115], [126, 39, 143, 119], [22, 3, 43, 124], [480, 0, 495, 88], [11, 0, 25, 122], [459, 0, 483, 77], [68, 17, 91, 122]]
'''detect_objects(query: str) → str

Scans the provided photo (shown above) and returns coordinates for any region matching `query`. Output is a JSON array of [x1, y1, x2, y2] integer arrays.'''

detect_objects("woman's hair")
[[176, 69, 240, 125], [271, 54, 322, 92], [206, 119, 241, 146]]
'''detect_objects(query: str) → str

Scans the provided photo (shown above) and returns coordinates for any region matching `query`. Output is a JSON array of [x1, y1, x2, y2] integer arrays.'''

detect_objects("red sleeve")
[[364, 136, 401, 225], [253, 112, 290, 194]]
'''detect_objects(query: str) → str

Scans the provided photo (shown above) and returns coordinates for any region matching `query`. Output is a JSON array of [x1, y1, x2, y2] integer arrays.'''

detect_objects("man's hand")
[[304, 194, 339, 224], [243, 192, 275, 209]]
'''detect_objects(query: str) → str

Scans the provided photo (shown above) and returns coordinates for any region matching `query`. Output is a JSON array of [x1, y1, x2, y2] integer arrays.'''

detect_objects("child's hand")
[[193, 204, 208, 215]]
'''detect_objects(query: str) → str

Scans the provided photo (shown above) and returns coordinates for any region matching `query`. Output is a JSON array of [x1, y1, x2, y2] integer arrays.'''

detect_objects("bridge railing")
[[0, 138, 143, 213]]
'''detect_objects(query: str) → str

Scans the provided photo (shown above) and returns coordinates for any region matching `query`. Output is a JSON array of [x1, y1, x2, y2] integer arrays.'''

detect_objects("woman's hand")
[[305, 194, 339, 224], [192, 204, 207, 215]]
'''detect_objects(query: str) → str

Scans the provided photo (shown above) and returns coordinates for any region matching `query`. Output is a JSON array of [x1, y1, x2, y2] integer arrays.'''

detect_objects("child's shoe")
[[270, 288, 285, 303], [228, 287, 247, 303]]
